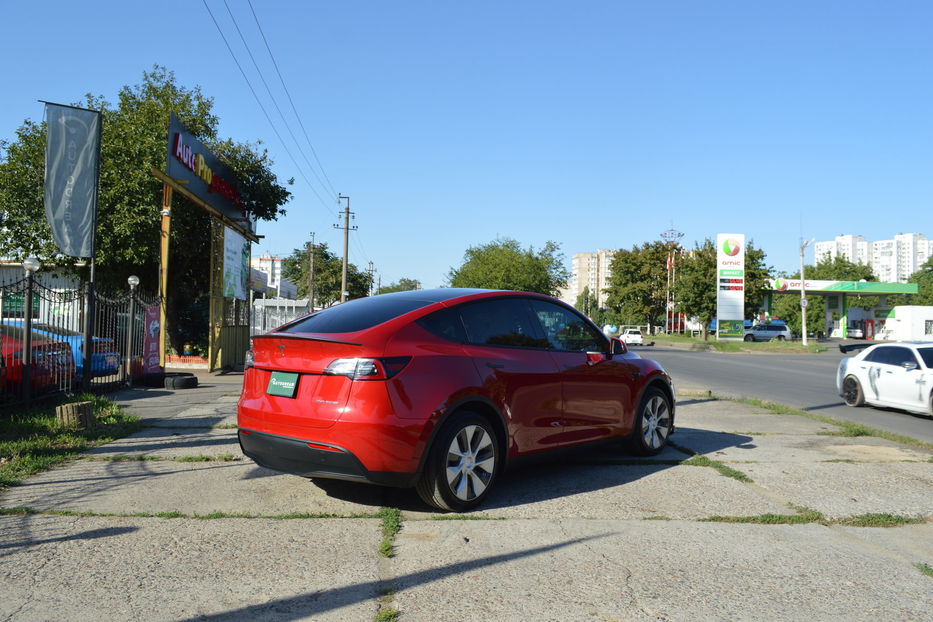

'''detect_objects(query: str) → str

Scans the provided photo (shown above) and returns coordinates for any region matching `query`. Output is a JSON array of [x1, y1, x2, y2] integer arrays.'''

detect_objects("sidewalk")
[[1, 379, 931, 621]]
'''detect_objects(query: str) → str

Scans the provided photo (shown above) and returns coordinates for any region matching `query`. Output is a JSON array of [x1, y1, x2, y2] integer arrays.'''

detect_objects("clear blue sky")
[[2, 1, 931, 289]]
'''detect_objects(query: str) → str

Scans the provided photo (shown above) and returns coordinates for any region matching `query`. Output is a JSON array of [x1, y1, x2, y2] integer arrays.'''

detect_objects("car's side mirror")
[[902, 361, 918, 371], [611, 338, 627, 356]]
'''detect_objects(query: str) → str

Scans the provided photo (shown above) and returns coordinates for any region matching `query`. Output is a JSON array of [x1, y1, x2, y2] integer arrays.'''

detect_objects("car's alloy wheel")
[[626, 387, 672, 456], [417, 412, 500, 512], [744, 335, 754, 342], [842, 376, 864, 407]]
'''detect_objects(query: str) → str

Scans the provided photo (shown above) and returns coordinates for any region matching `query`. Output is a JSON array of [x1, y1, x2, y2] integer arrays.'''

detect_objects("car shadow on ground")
[[306, 427, 753, 513]]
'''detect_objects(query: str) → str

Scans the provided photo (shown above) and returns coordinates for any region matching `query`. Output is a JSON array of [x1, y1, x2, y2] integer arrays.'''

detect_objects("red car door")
[[458, 298, 564, 454]]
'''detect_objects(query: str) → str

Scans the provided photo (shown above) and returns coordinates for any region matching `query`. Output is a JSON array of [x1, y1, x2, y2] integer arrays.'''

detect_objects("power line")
[[200, 0, 336, 217], [247, 0, 339, 199]]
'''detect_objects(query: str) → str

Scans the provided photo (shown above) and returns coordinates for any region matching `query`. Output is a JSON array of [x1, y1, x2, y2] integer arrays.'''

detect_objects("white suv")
[[744, 324, 792, 342], [620, 328, 644, 345]]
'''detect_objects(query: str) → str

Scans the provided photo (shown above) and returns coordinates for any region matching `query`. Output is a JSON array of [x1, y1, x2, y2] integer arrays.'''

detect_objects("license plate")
[[267, 371, 300, 398]]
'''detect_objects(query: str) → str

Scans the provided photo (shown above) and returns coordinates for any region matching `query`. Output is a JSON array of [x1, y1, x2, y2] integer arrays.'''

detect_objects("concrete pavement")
[[1, 371, 931, 621]]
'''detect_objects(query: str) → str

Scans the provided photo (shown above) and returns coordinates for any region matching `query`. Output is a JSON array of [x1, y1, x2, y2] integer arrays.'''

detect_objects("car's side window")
[[528, 300, 607, 353], [871, 346, 918, 367], [459, 299, 549, 348], [417, 307, 467, 343]]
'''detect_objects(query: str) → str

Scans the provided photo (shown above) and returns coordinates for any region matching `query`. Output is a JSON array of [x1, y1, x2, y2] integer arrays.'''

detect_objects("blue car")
[[2, 321, 120, 380]]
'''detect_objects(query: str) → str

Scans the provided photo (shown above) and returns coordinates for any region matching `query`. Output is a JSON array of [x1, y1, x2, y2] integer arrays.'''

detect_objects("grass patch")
[[429, 514, 505, 521], [374, 606, 399, 622], [653, 334, 828, 353], [705, 505, 826, 525], [0, 506, 381, 520], [644, 515, 672, 521], [915, 563, 933, 579], [834, 513, 926, 528], [0, 394, 143, 488], [378, 507, 402, 558], [176, 454, 240, 462], [681, 455, 753, 482]]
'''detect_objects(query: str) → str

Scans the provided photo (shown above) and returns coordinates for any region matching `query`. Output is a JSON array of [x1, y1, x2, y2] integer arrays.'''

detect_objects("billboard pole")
[[159, 184, 172, 367]]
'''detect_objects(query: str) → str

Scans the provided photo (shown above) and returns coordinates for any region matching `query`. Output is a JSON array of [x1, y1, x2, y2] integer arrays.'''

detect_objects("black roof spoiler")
[[839, 343, 872, 354]]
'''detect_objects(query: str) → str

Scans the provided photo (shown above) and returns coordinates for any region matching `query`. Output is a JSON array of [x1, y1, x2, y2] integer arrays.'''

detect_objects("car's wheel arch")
[[632, 374, 676, 433], [415, 394, 509, 477]]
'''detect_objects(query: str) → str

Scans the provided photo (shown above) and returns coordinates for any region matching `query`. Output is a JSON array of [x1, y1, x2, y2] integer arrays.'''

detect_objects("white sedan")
[[620, 328, 644, 346], [837, 342, 933, 416]]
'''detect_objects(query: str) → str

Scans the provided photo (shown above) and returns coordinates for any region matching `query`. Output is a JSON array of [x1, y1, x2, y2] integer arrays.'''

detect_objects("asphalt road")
[[638, 343, 933, 444]]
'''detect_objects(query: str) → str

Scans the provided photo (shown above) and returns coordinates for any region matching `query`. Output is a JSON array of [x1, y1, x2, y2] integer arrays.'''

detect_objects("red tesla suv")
[[238, 289, 675, 511]]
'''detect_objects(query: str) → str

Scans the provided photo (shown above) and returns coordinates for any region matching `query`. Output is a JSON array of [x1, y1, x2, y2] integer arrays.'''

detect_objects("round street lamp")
[[23, 257, 41, 274], [128, 275, 140, 290]]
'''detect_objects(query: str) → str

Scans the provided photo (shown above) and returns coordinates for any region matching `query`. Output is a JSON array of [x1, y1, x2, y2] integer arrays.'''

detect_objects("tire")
[[744, 334, 754, 342], [842, 376, 864, 407], [777, 335, 786, 342], [164, 372, 198, 390], [139, 372, 166, 388], [416, 411, 500, 512], [625, 386, 673, 456]]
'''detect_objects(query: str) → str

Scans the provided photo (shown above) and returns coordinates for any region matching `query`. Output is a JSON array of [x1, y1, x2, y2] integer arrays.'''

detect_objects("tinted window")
[[281, 296, 434, 334], [459, 298, 549, 348], [417, 307, 467, 343], [918, 348, 933, 369], [529, 300, 607, 352], [867, 346, 917, 367]]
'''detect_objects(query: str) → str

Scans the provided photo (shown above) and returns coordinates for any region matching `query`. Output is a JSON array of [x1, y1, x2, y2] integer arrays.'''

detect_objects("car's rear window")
[[279, 296, 434, 334]]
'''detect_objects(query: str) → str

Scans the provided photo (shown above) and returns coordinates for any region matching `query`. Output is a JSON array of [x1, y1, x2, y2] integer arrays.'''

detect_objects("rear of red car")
[[237, 292, 465, 486]]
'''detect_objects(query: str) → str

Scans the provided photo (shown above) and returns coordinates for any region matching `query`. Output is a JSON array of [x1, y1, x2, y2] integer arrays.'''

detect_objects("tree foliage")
[[281, 242, 373, 307], [603, 241, 671, 326], [771, 255, 876, 337], [377, 278, 421, 295], [671, 239, 772, 338], [0, 66, 291, 351], [447, 238, 570, 296], [888, 256, 933, 307]]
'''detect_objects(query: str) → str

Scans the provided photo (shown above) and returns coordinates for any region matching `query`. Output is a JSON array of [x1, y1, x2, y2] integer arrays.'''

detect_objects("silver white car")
[[620, 328, 643, 346], [837, 342, 933, 416]]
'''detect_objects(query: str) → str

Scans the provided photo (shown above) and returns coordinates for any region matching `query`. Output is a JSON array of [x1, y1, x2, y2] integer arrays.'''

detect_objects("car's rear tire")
[[842, 376, 864, 407], [416, 411, 500, 512], [624, 386, 673, 456], [744, 334, 754, 342], [777, 335, 786, 341]]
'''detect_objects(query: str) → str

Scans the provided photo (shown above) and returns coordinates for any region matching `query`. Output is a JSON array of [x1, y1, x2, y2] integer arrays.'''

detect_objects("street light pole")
[[800, 237, 815, 346]]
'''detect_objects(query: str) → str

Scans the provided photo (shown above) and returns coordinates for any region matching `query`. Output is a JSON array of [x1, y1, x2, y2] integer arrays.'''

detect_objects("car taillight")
[[323, 357, 411, 380], [244, 348, 254, 370]]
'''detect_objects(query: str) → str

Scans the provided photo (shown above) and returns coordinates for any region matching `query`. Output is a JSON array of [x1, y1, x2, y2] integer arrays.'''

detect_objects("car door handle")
[[486, 362, 505, 369]]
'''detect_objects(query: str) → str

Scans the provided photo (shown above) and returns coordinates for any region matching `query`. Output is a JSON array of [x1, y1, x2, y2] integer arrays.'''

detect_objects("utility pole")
[[335, 195, 356, 303], [367, 261, 375, 296], [307, 232, 315, 311], [800, 237, 815, 346]]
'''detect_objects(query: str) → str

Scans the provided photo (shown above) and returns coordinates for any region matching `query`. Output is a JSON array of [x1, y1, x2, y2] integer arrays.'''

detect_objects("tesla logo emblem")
[[277, 345, 286, 356]]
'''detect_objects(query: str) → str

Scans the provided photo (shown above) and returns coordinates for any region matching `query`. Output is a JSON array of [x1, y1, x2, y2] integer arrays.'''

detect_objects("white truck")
[[876, 306, 933, 342]]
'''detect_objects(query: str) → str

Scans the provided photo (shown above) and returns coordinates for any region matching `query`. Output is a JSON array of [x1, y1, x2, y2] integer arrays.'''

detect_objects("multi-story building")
[[250, 253, 297, 299], [813, 233, 931, 283], [559, 249, 616, 307]]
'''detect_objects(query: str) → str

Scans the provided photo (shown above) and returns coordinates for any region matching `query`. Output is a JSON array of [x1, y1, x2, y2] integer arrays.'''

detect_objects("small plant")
[[379, 507, 402, 558], [915, 562, 933, 579]]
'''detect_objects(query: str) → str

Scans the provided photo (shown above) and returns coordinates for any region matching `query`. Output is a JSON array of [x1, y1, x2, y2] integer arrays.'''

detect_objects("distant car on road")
[[837, 342, 933, 417], [744, 324, 792, 342], [620, 328, 644, 346], [847, 327, 864, 339], [3, 321, 120, 381], [1, 324, 76, 394]]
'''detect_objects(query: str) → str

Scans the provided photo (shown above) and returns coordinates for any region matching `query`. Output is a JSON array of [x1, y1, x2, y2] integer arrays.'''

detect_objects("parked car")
[[620, 328, 644, 346], [846, 326, 864, 339], [837, 342, 933, 416], [238, 289, 676, 511], [744, 323, 792, 342], [1, 324, 76, 394], [3, 321, 120, 380]]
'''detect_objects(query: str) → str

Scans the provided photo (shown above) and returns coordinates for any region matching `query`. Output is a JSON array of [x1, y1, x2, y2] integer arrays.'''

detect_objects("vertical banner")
[[44, 103, 101, 258], [716, 233, 746, 339], [223, 227, 249, 300], [143, 305, 162, 374]]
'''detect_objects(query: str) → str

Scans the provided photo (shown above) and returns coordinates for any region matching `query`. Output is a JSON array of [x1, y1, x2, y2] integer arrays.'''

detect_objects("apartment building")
[[250, 253, 297, 298], [813, 233, 932, 283], [559, 249, 616, 307]]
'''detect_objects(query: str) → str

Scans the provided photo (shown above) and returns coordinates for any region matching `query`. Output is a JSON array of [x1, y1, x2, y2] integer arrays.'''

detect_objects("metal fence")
[[250, 298, 311, 336], [0, 270, 159, 410]]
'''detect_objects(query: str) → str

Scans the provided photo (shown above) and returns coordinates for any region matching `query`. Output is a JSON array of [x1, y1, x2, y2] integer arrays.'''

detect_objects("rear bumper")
[[238, 428, 419, 488]]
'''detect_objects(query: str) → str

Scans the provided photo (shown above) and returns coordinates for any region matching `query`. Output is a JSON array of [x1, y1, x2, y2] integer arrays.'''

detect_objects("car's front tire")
[[842, 376, 865, 407], [416, 411, 500, 512], [744, 334, 754, 342], [625, 386, 673, 456]]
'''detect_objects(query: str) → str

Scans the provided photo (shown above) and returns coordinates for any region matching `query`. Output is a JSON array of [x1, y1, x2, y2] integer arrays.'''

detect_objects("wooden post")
[[55, 401, 95, 429], [159, 184, 172, 367]]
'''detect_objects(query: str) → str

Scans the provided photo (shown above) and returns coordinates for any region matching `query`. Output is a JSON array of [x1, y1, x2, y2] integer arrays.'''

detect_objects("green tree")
[[574, 286, 610, 327], [888, 256, 933, 306], [377, 278, 421, 294], [447, 238, 569, 296], [281, 242, 372, 307], [772, 256, 876, 337], [603, 241, 671, 326], [0, 66, 291, 352], [672, 239, 772, 339]]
